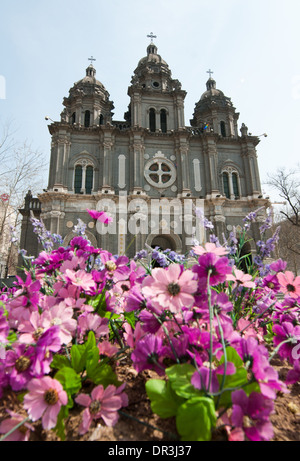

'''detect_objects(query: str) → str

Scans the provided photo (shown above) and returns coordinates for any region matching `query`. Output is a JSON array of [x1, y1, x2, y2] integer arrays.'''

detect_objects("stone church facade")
[[20, 39, 269, 259]]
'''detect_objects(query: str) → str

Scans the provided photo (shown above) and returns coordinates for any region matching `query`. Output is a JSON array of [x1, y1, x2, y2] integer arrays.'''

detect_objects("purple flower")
[[5, 343, 36, 391], [193, 253, 232, 286], [131, 334, 165, 375], [231, 389, 274, 441], [237, 337, 287, 399], [33, 326, 62, 376], [273, 322, 300, 363], [270, 259, 287, 273], [0, 307, 9, 343]]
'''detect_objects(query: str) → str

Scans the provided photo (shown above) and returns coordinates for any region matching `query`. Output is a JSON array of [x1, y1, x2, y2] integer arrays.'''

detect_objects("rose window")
[[144, 157, 176, 189]]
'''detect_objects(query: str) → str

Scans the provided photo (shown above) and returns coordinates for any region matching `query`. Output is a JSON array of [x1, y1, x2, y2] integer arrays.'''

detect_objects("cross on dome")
[[88, 56, 96, 66], [147, 32, 157, 43], [207, 69, 214, 79]]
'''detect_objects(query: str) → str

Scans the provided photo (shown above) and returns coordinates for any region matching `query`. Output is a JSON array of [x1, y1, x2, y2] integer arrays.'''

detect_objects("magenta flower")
[[99, 252, 130, 283], [191, 362, 236, 393], [270, 259, 287, 273], [87, 208, 113, 224], [262, 273, 281, 292], [193, 253, 232, 286], [0, 362, 8, 398], [272, 321, 300, 363], [231, 389, 274, 441], [24, 377, 67, 430], [277, 271, 300, 299], [286, 359, 300, 385], [0, 307, 9, 344], [0, 410, 35, 441], [237, 336, 287, 399], [5, 343, 36, 391], [142, 264, 197, 313], [33, 326, 62, 376], [77, 312, 109, 343], [75, 384, 126, 434], [131, 333, 165, 375]]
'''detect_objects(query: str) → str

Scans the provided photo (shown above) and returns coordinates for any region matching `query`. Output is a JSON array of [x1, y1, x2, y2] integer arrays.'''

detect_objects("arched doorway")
[[151, 235, 176, 251]]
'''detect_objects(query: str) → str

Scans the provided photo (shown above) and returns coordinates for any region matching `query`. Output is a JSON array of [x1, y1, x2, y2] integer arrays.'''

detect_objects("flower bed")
[[1, 208, 300, 441]]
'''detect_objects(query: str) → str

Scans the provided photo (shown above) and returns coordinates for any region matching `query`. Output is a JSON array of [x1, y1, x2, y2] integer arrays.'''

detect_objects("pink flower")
[[41, 302, 77, 345], [192, 242, 228, 257], [231, 389, 274, 441], [277, 271, 300, 299], [77, 313, 109, 342], [75, 384, 126, 434], [227, 268, 255, 289], [193, 252, 232, 286], [23, 377, 68, 430], [87, 208, 113, 224], [0, 410, 34, 441], [142, 264, 197, 313], [97, 340, 119, 358], [64, 269, 96, 292]]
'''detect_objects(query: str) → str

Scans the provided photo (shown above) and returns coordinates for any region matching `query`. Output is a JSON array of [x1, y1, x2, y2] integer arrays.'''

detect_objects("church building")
[[19, 36, 269, 259]]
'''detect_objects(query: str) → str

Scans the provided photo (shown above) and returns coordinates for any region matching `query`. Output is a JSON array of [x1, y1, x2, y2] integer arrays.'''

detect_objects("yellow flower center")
[[44, 388, 59, 405], [15, 356, 31, 372], [90, 400, 101, 414], [105, 261, 117, 272]]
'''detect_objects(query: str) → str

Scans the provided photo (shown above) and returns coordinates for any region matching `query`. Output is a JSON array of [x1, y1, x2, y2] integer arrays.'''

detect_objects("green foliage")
[[176, 397, 217, 441], [145, 379, 185, 418], [146, 363, 217, 441]]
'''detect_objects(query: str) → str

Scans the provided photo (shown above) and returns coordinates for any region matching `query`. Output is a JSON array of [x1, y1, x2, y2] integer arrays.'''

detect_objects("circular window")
[[144, 157, 176, 189], [152, 81, 160, 88]]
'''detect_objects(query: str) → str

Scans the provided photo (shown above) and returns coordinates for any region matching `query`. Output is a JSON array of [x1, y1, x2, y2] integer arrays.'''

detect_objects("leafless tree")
[[0, 121, 47, 277], [266, 166, 300, 226]]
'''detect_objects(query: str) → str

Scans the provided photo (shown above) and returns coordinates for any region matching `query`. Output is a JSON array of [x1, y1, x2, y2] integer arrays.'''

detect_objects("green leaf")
[[54, 405, 69, 441], [124, 311, 136, 329], [218, 346, 243, 368], [88, 292, 107, 316], [176, 397, 216, 441], [71, 331, 97, 373], [51, 354, 72, 370], [146, 379, 185, 419], [216, 347, 249, 407], [166, 363, 199, 399], [55, 367, 81, 397], [88, 361, 120, 387]]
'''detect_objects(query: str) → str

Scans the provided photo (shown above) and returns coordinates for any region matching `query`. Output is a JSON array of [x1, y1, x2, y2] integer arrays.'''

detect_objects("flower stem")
[[207, 269, 214, 393], [0, 416, 31, 441]]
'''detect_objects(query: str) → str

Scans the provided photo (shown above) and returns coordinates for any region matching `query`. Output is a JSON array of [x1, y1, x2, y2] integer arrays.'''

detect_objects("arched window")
[[85, 166, 93, 194], [149, 108, 156, 132], [71, 112, 76, 124], [74, 165, 83, 193], [220, 121, 226, 137], [232, 172, 239, 198], [222, 172, 230, 198], [74, 160, 94, 195], [84, 110, 91, 128], [99, 114, 104, 125], [160, 109, 167, 133]]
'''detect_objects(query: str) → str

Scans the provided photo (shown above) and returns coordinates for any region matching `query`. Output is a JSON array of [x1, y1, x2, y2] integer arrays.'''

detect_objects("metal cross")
[[207, 69, 214, 78], [147, 32, 157, 43], [88, 56, 96, 65]]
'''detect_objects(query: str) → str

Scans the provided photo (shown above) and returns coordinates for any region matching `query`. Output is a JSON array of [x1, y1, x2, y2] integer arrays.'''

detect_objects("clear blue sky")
[[1, 0, 299, 203]]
